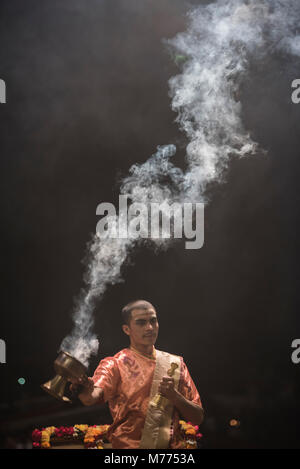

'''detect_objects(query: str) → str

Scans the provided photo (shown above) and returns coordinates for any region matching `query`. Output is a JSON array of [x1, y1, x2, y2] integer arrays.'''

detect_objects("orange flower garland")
[[179, 420, 203, 449], [33, 421, 202, 449], [32, 424, 110, 449], [40, 426, 56, 449], [84, 425, 110, 449]]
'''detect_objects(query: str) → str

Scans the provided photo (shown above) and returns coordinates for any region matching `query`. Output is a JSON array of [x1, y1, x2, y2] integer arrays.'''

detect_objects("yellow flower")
[[74, 424, 88, 433], [40, 426, 56, 448], [186, 428, 196, 436], [83, 425, 109, 449]]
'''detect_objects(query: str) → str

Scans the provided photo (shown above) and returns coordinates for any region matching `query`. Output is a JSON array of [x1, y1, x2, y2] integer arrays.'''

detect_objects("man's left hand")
[[158, 377, 178, 402]]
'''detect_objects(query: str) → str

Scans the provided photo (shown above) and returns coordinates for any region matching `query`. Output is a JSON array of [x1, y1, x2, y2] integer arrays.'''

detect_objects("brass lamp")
[[41, 351, 87, 403]]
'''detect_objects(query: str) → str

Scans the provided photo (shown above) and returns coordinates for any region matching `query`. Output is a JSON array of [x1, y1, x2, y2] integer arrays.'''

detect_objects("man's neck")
[[130, 343, 155, 359]]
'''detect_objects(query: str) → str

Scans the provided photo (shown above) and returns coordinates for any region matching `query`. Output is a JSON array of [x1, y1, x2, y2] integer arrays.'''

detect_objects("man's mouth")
[[144, 334, 155, 338]]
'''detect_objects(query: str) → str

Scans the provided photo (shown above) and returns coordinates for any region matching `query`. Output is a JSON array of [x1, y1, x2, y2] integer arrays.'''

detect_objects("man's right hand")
[[70, 376, 94, 396], [70, 376, 103, 406]]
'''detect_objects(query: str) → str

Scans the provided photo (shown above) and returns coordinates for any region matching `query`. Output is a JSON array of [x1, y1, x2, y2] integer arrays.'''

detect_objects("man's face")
[[123, 307, 159, 347]]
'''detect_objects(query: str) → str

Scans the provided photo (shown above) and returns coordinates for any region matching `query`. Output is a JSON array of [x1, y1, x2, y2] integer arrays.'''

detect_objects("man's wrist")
[[170, 388, 181, 405]]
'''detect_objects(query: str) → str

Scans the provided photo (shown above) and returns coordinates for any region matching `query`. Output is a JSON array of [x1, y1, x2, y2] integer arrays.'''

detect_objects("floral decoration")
[[83, 425, 110, 449], [179, 420, 203, 449], [32, 421, 202, 449], [32, 424, 109, 449]]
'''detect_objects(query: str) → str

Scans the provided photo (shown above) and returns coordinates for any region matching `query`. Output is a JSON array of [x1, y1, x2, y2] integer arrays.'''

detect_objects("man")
[[74, 300, 203, 449]]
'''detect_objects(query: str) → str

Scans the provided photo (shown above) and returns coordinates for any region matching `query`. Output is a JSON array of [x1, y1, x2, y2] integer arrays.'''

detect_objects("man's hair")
[[121, 300, 155, 326]]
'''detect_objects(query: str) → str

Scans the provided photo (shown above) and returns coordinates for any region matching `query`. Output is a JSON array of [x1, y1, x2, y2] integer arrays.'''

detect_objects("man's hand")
[[70, 376, 94, 396], [69, 376, 104, 406], [158, 376, 204, 424], [158, 377, 178, 403]]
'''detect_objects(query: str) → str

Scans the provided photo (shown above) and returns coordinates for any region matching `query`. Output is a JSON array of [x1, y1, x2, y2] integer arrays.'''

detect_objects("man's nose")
[[146, 322, 154, 330]]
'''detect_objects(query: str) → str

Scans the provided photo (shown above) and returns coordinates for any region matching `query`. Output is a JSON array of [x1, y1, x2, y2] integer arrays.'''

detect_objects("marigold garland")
[[32, 424, 110, 449], [84, 425, 110, 449], [179, 420, 203, 449], [32, 421, 202, 449], [40, 426, 56, 449]]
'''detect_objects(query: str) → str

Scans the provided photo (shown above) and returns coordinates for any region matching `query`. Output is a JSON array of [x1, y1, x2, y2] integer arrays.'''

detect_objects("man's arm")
[[171, 387, 204, 424], [70, 377, 104, 406], [75, 355, 119, 406], [159, 377, 204, 425]]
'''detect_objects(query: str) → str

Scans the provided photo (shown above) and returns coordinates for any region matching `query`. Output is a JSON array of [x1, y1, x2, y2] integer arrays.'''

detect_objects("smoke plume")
[[60, 0, 300, 366]]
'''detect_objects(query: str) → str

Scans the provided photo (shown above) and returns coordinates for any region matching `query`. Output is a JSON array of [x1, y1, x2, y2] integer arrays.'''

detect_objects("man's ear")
[[122, 324, 130, 336]]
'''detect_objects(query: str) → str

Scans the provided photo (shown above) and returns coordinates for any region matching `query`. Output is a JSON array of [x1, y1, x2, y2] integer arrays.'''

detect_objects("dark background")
[[0, 0, 299, 448]]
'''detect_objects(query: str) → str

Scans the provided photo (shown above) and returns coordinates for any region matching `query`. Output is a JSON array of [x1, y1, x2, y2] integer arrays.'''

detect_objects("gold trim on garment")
[[129, 346, 156, 361]]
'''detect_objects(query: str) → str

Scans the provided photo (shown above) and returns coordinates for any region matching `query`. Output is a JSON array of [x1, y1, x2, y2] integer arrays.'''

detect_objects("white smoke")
[[60, 0, 300, 366]]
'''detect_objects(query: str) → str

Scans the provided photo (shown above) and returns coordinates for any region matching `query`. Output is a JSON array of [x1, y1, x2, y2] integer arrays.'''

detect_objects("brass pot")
[[41, 351, 87, 403]]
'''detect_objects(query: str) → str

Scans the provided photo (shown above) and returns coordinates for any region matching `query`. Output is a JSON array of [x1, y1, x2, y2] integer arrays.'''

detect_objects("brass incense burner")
[[41, 351, 87, 403]]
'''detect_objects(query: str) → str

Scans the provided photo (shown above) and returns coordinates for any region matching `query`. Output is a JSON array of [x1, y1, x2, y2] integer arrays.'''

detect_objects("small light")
[[229, 419, 240, 427], [18, 378, 26, 385]]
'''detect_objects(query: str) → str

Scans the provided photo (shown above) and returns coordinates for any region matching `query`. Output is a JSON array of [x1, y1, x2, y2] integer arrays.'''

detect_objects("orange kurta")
[[91, 348, 202, 449]]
